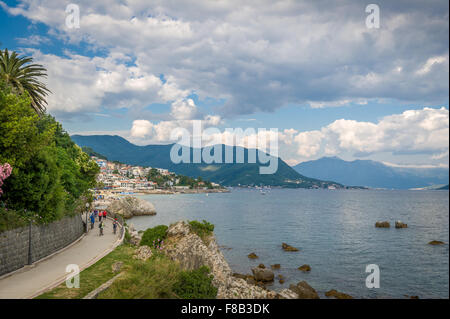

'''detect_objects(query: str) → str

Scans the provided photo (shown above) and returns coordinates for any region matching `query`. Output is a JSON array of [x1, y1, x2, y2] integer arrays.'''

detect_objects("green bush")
[[173, 266, 218, 299], [188, 220, 214, 241], [140, 225, 168, 247]]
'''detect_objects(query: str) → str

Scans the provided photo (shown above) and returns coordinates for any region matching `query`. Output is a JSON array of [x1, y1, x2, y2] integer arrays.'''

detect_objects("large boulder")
[[107, 196, 156, 219], [289, 281, 319, 299], [251, 267, 274, 282]]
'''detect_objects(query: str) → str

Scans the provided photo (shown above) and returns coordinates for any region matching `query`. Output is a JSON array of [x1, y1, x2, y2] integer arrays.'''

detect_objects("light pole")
[[85, 203, 89, 233]]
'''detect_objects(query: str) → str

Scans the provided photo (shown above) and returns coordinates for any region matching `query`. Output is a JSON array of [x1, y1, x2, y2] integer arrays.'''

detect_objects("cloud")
[[292, 107, 449, 160], [2, 0, 448, 118]]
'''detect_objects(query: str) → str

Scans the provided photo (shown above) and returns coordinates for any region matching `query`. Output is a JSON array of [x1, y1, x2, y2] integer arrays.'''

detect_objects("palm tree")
[[0, 48, 51, 114]]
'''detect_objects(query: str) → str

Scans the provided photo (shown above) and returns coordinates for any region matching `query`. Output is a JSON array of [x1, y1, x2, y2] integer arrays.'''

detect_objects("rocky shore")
[[161, 221, 338, 299], [95, 195, 157, 219]]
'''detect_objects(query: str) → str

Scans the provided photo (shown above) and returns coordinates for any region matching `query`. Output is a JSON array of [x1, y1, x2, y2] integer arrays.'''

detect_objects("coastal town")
[[91, 156, 226, 194]]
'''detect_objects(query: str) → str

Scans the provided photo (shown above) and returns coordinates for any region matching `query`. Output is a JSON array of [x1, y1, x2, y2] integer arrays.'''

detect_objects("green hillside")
[[71, 135, 343, 188]]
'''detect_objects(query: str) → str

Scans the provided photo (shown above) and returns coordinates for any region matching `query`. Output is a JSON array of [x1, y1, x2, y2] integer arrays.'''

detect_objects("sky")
[[0, 0, 449, 167]]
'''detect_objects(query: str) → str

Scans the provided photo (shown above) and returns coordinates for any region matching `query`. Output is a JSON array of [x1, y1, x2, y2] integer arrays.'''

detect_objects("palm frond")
[[0, 48, 51, 114]]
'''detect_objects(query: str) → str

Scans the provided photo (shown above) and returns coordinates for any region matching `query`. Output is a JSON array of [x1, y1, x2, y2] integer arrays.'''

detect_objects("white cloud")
[[291, 107, 449, 161], [2, 0, 448, 118]]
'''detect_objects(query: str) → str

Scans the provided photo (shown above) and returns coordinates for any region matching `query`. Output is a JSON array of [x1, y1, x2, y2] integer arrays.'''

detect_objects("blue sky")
[[1, 0, 448, 167]]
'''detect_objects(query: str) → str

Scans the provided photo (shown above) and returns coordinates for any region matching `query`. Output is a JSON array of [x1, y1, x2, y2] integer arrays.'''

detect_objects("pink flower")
[[0, 163, 13, 197]]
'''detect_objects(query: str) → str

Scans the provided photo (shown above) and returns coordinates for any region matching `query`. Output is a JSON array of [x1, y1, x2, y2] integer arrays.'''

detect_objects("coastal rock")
[[111, 261, 123, 273], [289, 281, 319, 299], [271, 264, 281, 269], [325, 289, 353, 299], [298, 264, 311, 272], [247, 253, 258, 259], [277, 289, 298, 299], [127, 225, 142, 246], [395, 221, 408, 229], [133, 245, 152, 261], [163, 221, 277, 299], [428, 240, 445, 245], [232, 273, 247, 280], [251, 267, 274, 282], [258, 264, 265, 269], [375, 221, 390, 228], [279, 279, 285, 284], [107, 196, 156, 219], [282, 243, 299, 252]]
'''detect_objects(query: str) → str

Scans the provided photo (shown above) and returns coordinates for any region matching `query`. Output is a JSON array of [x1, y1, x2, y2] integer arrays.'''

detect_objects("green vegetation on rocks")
[[173, 266, 218, 299], [189, 220, 214, 242], [140, 225, 168, 248]]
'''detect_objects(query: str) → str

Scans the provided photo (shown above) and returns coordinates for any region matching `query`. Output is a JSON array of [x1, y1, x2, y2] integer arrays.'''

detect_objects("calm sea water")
[[129, 189, 449, 299]]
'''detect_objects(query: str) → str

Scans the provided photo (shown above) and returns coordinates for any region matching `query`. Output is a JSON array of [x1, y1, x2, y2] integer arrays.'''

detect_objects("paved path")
[[0, 215, 120, 299]]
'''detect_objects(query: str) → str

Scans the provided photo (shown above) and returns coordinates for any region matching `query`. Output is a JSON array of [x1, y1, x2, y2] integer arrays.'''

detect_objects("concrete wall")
[[0, 215, 84, 277]]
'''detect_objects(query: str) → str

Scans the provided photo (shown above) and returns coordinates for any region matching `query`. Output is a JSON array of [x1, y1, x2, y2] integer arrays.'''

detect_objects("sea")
[[129, 188, 449, 299]]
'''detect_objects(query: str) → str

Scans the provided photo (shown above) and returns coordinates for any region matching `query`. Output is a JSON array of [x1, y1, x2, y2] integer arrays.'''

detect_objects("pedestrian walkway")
[[0, 216, 121, 299]]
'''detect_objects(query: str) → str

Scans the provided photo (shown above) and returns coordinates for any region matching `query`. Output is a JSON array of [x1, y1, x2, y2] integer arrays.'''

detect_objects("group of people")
[[89, 209, 119, 236]]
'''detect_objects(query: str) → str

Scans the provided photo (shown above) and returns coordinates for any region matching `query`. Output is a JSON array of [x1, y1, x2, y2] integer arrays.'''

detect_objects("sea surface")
[[129, 189, 449, 298]]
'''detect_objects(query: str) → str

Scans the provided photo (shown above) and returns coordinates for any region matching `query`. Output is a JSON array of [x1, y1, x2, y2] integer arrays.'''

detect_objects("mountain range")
[[293, 156, 449, 189], [71, 135, 342, 188]]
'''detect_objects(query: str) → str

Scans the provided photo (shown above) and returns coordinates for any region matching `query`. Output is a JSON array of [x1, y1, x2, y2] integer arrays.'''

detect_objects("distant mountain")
[[72, 135, 343, 188], [293, 156, 449, 189], [437, 184, 449, 190]]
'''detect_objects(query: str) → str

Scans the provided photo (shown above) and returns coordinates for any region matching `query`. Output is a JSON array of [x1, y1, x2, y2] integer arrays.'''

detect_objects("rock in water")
[[375, 221, 390, 228], [271, 264, 281, 269], [428, 240, 445, 245], [107, 196, 156, 219], [298, 264, 311, 272], [289, 281, 319, 299], [325, 289, 353, 299], [395, 221, 408, 228], [247, 252, 258, 259], [251, 267, 275, 282], [282, 243, 299, 251]]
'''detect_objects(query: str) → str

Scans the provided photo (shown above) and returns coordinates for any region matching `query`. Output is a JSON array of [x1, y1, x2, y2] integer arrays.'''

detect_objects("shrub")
[[188, 220, 214, 241], [140, 225, 168, 247], [173, 266, 218, 299]]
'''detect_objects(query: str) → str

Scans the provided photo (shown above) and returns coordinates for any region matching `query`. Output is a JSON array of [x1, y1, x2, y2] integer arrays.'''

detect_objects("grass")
[[36, 223, 218, 299], [188, 220, 214, 243], [36, 244, 135, 299], [98, 253, 182, 299]]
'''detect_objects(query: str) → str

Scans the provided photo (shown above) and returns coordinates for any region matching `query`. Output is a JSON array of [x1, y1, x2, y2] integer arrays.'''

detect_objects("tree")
[[0, 48, 50, 114]]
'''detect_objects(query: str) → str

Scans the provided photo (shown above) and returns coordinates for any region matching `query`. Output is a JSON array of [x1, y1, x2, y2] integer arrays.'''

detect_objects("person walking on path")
[[98, 210, 102, 222], [99, 220, 104, 236], [113, 218, 118, 235], [90, 212, 95, 229], [103, 210, 108, 221]]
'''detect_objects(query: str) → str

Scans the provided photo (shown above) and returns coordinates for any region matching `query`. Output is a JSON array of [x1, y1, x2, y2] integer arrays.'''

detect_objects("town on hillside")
[[91, 156, 225, 193]]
